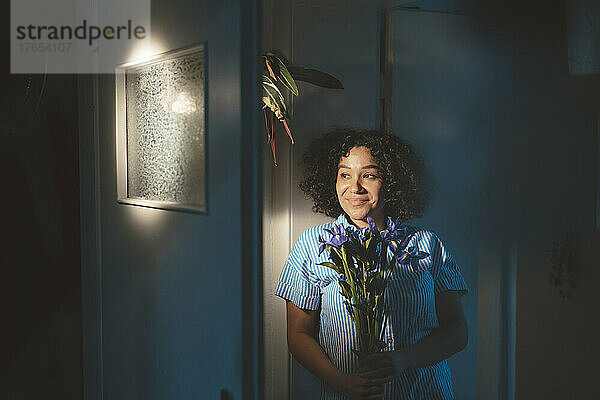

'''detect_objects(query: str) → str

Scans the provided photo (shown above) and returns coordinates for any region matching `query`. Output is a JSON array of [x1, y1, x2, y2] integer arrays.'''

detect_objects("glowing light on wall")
[[125, 39, 167, 67], [170, 92, 197, 114]]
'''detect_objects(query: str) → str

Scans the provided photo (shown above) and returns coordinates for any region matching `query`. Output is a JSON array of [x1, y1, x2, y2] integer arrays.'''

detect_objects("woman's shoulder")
[[403, 225, 446, 250]]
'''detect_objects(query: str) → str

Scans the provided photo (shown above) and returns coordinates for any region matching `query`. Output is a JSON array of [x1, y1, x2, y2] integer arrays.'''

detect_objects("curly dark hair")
[[299, 127, 431, 222]]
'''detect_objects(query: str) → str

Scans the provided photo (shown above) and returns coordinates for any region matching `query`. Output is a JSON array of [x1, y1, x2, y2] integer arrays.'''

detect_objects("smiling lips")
[[347, 197, 369, 206]]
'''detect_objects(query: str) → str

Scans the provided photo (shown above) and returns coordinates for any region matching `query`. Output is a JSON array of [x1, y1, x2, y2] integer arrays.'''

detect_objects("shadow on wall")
[[0, 21, 83, 398]]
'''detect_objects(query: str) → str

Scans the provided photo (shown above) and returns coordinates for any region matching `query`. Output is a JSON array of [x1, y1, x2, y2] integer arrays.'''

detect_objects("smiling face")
[[336, 146, 386, 229]]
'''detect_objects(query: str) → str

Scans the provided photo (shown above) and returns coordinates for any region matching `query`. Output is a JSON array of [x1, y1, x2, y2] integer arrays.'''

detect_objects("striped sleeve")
[[429, 233, 469, 296], [274, 232, 321, 310]]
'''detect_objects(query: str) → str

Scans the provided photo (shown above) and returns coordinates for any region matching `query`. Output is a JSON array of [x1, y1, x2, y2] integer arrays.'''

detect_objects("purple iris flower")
[[318, 235, 327, 255], [386, 216, 409, 241], [366, 217, 382, 240], [386, 216, 398, 232], [395, 245, 429, 265], [348, 227, 369, 244], [374, 217, 409, 250], [318, 223, 349, 255]]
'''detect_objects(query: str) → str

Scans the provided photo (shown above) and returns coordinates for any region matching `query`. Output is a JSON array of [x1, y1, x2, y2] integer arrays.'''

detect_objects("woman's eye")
[[340, 172, 350, 178], [364, 173, 378, 179]]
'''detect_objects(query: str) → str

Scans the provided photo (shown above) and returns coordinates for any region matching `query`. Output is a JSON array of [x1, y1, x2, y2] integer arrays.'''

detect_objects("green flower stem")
[[340, 246, 362, 337], [330, 239, 399, 357], [362, 260, 369, 342], [374, 295, 381, 342]]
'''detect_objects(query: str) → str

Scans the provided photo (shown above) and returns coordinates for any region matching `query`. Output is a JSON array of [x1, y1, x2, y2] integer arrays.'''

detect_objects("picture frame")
[[115, 43, 207, 213]]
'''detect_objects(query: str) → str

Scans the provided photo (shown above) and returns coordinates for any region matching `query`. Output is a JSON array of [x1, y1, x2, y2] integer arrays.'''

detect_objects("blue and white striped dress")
[[275, 213, 468, 400]]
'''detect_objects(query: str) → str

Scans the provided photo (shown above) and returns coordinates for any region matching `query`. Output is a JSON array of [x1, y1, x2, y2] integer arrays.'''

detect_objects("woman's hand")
[[286, 301, 387, 400], [334, 371, 388, 400], [333, 353, 396, 400], [357, 352, 397, 381]]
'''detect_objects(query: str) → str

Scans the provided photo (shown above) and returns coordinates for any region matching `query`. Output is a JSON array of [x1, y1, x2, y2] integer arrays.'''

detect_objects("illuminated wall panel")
[[115, 44, 207, 212]]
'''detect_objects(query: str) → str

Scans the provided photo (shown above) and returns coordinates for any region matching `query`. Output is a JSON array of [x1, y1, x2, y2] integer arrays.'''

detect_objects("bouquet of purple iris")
[[318, 216, 429, 358]]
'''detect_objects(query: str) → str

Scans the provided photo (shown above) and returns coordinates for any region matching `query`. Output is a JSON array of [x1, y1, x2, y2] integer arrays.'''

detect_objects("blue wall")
[[285, 0, 600, 399], [80, 0, 259, 398], [395, 1, 600, 398], [392, 10, 486, 398], [77, 0, 600, 398]]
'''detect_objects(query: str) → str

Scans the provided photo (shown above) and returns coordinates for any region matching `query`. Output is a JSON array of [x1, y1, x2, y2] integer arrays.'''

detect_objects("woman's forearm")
[[288, 331, 346, 391], [389, 321, 468, 373]]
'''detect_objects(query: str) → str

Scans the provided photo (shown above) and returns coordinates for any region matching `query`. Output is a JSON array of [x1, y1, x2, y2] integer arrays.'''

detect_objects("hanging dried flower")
[[261, 52, 343, 166]]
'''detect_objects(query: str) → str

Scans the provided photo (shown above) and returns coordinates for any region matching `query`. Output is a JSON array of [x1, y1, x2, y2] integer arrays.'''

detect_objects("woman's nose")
[[350, 178, 364, 193]]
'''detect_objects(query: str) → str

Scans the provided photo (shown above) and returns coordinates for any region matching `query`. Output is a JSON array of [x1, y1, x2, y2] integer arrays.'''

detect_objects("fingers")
[[358, 353, 394, 373], [347, 374, 389, 400], [354, 382, 384, 400], [344, 357, 396, 400], [359, 371, 394, 384], [359, 366, 394, 378], [367, 378, 392, 387], [358, 353, 385, 368], [364, 375, 393, 385], [360, 375, 393, 387], [357, 354, 395, 384]]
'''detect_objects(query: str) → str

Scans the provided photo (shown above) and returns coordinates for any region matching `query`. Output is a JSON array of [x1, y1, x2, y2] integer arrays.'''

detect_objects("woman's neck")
[[347, 214, 387, 231]]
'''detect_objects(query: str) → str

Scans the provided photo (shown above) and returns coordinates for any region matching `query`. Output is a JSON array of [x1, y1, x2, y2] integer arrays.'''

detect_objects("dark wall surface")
[[399, 1, 600, 398], [77, 0, 260, 399], [0, 5, 83, 397]]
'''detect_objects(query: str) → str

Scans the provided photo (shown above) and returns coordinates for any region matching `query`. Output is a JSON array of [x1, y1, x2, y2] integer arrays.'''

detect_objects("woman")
[[275, 128, 468, 400]]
